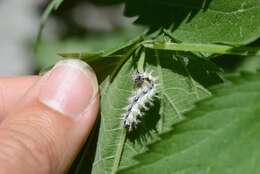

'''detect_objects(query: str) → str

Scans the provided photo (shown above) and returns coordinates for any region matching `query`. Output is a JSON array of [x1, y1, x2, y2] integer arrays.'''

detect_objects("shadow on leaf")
[[124, 0, 212, 33], [126, 99, 161, 143]]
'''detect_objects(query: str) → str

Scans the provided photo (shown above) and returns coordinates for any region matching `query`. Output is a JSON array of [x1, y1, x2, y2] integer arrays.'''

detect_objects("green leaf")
[[118, 71, 260, 174], [91, 49, 222, 174], [124, 0, 260, 45]]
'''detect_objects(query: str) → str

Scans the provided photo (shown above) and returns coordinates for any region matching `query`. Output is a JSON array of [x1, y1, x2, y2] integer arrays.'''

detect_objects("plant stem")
[[143, 42, 260, 56]]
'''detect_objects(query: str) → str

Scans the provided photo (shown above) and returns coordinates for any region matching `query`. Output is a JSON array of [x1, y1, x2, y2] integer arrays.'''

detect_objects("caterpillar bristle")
[[122, 70, 159, 131], [148, 101, 154, 106]]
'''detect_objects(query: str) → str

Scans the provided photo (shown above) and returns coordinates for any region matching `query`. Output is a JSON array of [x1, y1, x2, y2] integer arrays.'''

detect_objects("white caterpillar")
[[122, 71, 158, 131]]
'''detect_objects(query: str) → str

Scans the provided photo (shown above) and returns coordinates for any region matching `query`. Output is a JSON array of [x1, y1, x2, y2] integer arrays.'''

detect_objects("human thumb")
[[0, 59, 99, 174]]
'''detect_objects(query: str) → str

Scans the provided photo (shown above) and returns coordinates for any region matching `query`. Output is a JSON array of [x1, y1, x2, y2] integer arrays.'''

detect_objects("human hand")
[[0, 59, 99, 174]]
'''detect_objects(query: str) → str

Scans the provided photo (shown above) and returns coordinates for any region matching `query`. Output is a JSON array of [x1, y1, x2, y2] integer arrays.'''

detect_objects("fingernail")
[[39, 59, 99, 118]]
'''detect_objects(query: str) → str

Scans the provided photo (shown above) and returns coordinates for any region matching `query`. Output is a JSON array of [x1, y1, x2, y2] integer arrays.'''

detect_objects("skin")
[[0, 72, 99, 173]]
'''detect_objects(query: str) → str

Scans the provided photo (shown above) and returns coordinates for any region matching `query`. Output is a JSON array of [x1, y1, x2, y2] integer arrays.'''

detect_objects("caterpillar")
[[122, 71, 159, 131]]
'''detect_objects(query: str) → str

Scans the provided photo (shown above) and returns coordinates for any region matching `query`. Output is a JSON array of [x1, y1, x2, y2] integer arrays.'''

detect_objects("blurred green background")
[[0, 0, 143, 76]]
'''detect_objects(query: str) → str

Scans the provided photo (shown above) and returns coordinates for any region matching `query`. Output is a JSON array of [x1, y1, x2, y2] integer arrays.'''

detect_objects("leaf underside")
[[118, 72, 260, 174], [91, 48, 222, 174]]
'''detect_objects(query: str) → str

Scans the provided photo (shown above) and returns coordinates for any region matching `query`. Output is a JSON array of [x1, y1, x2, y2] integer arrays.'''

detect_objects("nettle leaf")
[[118, 72, 260, 174], [91, 49, 222, 174], [124, 0, 260, 45]]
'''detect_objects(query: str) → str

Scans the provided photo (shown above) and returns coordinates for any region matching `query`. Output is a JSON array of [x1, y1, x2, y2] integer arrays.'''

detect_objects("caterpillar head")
[[132, 71, 145, 87]]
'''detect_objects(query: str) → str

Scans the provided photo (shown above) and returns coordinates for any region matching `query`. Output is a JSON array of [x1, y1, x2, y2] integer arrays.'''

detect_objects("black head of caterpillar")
[[122, 71, 159, 131], [132, 71, 156, 87], [132, 71, 146, 88]]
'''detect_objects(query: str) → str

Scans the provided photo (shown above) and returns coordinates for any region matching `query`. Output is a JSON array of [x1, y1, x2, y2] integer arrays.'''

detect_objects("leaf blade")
[[124, 0, 260, 45], [118, 72, 260, 174], [91, 49, 222, 174]]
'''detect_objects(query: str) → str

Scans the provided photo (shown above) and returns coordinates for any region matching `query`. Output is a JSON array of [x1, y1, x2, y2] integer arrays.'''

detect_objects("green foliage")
[[91, 48, 222, 174], [118, 72, 260, 174], [37, 0, 260, 174], [123, 0, 260, 45]]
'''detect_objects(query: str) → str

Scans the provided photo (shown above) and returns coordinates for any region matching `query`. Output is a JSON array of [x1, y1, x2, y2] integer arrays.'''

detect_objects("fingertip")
[[0, 59, 100, 173], [39, 59, 99, 119]]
